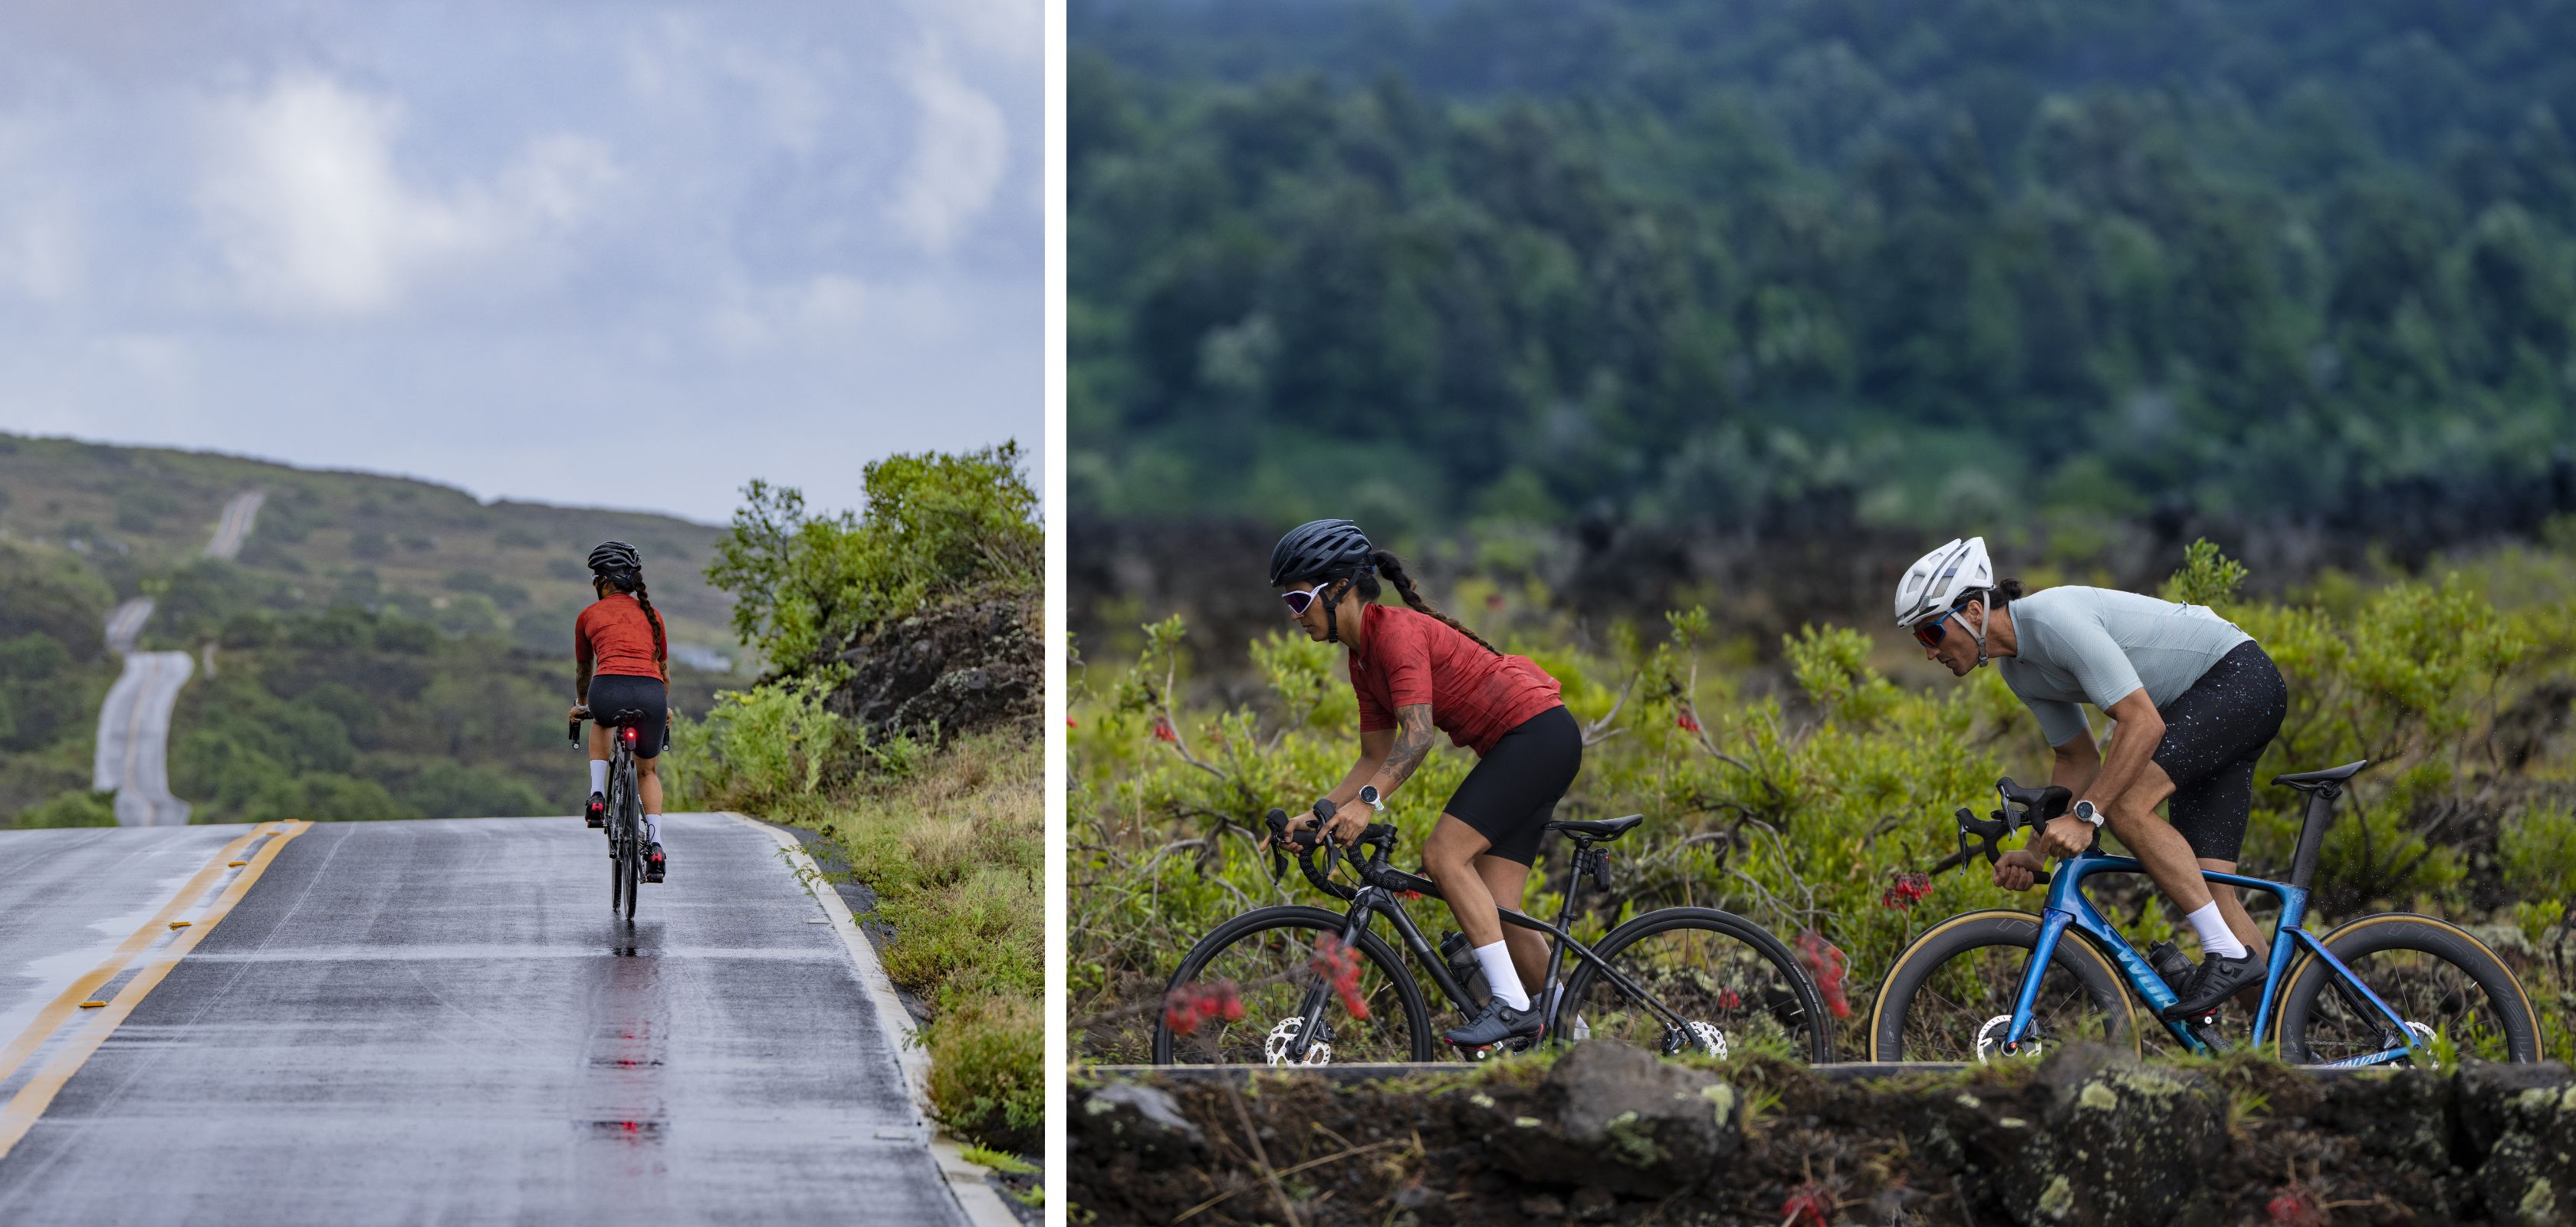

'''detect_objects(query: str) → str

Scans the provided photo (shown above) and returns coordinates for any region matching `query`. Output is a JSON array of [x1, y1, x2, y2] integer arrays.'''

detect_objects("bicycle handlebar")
[[1263, 803, 1401, 901], [1953, 777, 2080, 886]]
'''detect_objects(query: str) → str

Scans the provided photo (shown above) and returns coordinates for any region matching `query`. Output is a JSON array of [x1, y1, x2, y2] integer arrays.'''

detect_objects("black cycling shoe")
[[1441, 995, 1543, 1049], [584, 792, 606, 828], [644, 841, 666, 883], [2160, 949, 2262, 1020]]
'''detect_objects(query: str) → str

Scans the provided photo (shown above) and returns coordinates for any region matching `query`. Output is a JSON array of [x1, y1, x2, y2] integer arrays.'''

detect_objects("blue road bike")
[[1869, 762, 2540, 1066]]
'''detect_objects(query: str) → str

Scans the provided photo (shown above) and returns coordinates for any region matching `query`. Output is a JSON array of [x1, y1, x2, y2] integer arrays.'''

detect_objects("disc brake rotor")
[[2401, 1021, 2440, 1067], [1974, 1014, 2042, 1064], [1679, 1021, 1728, 1060], [1264, 1017, 1332, 1067]]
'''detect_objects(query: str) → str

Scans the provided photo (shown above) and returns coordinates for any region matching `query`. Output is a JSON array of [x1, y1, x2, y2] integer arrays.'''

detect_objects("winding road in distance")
[[0, 814, 1004, 1225], [90, 489, 267, 827]]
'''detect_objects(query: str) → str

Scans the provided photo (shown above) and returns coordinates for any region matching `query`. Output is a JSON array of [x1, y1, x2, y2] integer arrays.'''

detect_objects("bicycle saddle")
[[1546, 814, 1644, 843], [600, 708, 652, 725], [2272, 759, 2369, 790]]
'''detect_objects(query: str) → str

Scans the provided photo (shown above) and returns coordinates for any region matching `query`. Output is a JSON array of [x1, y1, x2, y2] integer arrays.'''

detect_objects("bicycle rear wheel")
[[2275, 913, 2539, 1064], [1150, 906, 1433, 1065], [1558, 906, 1833, 1063], [1868, 910, 2139, 1062]]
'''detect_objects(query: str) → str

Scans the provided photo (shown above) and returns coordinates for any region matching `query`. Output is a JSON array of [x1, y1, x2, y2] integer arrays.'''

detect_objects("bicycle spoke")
[[1570, 923, 1817, 1060], [2300, 947, 2512, 1064], [1901, 942, 2111, 1061], [1166, 925, 1418, 1064]]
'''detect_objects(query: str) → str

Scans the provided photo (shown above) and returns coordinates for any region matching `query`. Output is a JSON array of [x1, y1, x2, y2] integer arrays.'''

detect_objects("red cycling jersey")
[[576, 594, 665, 681], [1348, 603, 1563, 756]]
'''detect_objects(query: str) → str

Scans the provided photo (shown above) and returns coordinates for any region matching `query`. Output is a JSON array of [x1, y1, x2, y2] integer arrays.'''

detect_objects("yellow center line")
[[0, 824, 276, 1090], [0, 821, 310, 1162]]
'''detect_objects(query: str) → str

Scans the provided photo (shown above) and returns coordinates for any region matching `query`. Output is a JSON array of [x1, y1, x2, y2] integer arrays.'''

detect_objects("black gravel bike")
[[1152, 801, 1832, 1065], [571, 709, 650, 923]]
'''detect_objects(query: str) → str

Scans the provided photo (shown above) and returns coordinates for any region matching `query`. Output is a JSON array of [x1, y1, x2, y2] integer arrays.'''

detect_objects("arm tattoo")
[[1379, 704, 1436, 792]]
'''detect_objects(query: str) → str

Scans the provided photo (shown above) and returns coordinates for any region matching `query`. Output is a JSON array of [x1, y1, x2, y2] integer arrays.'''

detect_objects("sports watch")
[[2072, 799, 2104, 827], [1358, 785, 1385, 812]]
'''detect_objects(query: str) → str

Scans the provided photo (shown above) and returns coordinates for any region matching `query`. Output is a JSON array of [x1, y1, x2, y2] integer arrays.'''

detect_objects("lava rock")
[[1075, 1081, 1207, 1171], [2000, 1044, 2225, 1227], [2456, 1059, 2576, 1225], [1457, 1041, 1742, 1198]]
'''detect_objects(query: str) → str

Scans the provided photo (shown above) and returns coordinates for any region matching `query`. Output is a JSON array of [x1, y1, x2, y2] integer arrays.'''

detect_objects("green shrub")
[[15, 789, 117, 827], [2501, 802, 2576, 900], [925, 995, 1043, 1157]]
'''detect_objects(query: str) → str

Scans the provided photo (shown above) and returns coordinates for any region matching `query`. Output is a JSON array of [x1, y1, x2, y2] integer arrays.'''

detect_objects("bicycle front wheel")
[[1868, 910, 2139, 1062], [1151, 906, 1433, 1065], [2275, 914, 2539, 1064], [1559, 906, 1833, 1063]]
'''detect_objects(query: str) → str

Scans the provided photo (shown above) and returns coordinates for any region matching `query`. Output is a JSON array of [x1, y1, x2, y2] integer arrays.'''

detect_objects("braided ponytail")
[[1370, 549, 1500, 656], [632, 579, 668, 671]]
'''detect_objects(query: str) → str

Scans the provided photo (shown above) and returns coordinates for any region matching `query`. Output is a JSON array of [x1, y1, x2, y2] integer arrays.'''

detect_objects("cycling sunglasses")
[[1281, 583, 1332, 617], [1911, 609, 1958, 649]]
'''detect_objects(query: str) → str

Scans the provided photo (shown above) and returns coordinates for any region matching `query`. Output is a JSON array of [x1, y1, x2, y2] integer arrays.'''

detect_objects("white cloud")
[[194, 73, 615, 316], [909, 0, 1040, 64], [887, 41, 1007, 255]]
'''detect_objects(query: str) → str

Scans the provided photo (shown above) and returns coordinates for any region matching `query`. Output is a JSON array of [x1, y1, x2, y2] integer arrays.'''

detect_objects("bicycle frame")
[[2005, 853, 2421, 1064], [1282, 853, 1695, 1059]]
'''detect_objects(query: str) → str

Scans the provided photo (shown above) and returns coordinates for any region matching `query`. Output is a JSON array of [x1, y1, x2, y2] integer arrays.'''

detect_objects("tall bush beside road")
[[1072, 542, 2576, 1064], [676, 446, 1043, 1160]]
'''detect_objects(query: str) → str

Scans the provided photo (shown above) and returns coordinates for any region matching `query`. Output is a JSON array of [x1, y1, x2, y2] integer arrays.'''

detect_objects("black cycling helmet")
[[587, 540, 642, 584], [1268, 518, 1375, 586]]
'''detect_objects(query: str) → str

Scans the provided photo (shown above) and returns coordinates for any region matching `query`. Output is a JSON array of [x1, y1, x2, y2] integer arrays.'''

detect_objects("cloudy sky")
[[0, 0, 1040, 525]]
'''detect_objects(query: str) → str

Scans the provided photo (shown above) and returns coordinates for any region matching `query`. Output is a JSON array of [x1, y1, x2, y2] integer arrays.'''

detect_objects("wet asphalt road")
[[0, 814, 965, 1226]]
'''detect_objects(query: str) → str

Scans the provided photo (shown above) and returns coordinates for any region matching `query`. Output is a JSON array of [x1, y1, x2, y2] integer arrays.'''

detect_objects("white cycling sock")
[[2184, 902, 2248, 959], [1472, 941, 1530, 1010], [644, 815, 659, 845], [588, 760, 607, 795]]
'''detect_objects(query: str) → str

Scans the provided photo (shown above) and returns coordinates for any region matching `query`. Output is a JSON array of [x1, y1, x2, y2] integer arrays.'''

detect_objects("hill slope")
[[0, 433, 736, 662], [0, 433, 737, 825]]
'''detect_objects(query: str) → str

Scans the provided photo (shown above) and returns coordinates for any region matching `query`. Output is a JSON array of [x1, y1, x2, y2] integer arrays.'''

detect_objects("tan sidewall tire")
[[1867, 909, 2141, 1062]]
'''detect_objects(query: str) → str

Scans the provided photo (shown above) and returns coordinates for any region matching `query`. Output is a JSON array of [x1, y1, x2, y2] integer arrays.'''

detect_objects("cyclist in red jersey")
[[570, 541, 672, 882], [1270, 518, 1579, 1048]]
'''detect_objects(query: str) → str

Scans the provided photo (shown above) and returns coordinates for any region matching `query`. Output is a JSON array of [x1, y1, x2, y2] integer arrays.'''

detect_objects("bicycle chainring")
[[1263, 1017, 1332, 1067], [1974, 1014, 2042, 1064]]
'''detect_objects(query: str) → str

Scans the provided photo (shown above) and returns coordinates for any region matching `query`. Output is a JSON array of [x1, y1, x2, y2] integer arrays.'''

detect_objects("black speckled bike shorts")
[[2150, 640, 2286, 863]]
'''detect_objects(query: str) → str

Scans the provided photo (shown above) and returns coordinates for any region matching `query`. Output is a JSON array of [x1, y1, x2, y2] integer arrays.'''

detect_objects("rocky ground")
[[1070, 1043, 2576, 1226], [824, 587, 1040, 744]]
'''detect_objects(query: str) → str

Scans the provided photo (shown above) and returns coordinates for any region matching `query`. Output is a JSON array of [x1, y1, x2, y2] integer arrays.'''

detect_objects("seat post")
[[2285, 785, 2338, 893]]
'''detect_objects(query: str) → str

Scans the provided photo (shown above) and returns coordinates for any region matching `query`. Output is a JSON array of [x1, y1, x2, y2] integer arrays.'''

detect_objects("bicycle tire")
[[2275, 913, 2540, 1064], [611, 753, 640, 922], [1868, 910, 2141, 1062], [1558, 906, 1834, 1063], [1150, 905, 1433, 1065]]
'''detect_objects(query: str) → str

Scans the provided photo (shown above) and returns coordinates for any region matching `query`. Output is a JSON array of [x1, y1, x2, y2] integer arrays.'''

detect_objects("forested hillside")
[[0, 435, 732, 826], [1073, 0, 2576, 538]]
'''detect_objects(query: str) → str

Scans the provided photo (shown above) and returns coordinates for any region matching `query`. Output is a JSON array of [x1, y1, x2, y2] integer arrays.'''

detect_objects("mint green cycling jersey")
[[1994, 586, 2253, 746]]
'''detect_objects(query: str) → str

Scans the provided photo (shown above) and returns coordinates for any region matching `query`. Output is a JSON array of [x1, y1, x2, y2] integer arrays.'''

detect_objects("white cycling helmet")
[[1894, 537, 1993, 627], [1895, 537, 2002, 665]]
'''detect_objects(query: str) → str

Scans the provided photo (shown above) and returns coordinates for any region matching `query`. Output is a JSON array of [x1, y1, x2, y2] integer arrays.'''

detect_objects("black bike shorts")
[[587, 673, 669, 758], [2150, 640, 2285, 864], [1442, 705, 1582, 866]]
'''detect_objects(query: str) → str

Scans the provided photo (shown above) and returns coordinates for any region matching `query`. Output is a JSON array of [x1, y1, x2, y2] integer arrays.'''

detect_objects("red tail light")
[[620, 726, 639, 744]]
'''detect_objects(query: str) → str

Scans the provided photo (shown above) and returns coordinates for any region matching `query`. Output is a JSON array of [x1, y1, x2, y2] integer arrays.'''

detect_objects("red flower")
[[1066, 715, 1076, 727], [2265, 1189, 2324, 1226], [1162, 981, 1244, 1037], [1780, 1183, 1832, 1227], [1309, 934, 1371, 1019], [1675, 709, 1701, 733], [1881, 871, 1932, 910], [1796, 929, 1852, 1019], [1717, 988, 1741, 1010], [1151, 717, 1176, 742]]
